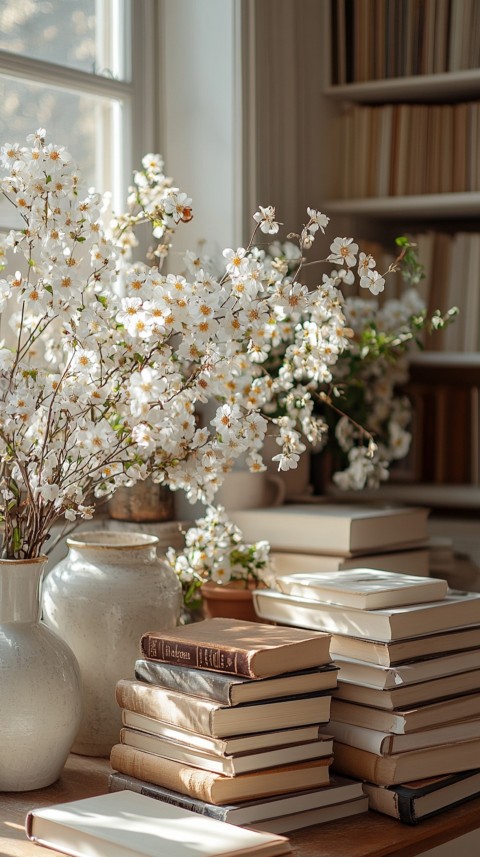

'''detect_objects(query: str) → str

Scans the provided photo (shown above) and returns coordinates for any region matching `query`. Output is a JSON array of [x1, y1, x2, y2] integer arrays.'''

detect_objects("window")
[[0, 0, 156, 226]]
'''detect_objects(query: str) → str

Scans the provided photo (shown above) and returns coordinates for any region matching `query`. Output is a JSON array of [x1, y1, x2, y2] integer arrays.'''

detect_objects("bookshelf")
[[321, 0, 480, 498]]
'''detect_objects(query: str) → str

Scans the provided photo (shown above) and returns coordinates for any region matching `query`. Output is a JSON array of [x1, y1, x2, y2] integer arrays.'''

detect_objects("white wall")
[[157, 0, 244, 265]]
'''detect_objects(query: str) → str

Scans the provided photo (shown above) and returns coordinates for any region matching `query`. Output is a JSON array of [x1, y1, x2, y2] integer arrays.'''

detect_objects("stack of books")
[[252, 569, 480, 824], [108, 617, 369, 832], [230, 503, 431, 577]]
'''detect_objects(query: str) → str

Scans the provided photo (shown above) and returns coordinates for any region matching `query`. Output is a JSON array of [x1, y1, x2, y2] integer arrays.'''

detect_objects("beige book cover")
[[26, 790, 291, 857]]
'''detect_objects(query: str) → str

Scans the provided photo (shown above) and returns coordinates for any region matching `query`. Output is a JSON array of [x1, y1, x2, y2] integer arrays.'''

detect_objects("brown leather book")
[[140, 617, 331, 678]]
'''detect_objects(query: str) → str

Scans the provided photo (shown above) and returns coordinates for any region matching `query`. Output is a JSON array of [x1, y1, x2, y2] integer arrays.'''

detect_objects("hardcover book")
[[333, 738, 480, 786], [363, 770, 480, 824], [248, 796, 369, 833], [115, 680, 332, 738], [140, 617, 332, 678], [120, 710, 323, 756], [25, 790, 291, 857], [328, 718, 480, 756], [333, 667, 480, 710], [270, 547, 430, 577], [252, 589, 480, 642], [119, 726, 334, 776], [110, 744, 333, 804], [330, 693, 480, 735], [229, 504, 429, 556], [108, 771, 366, 825], [329, 625, 480, 666], [134, 659, 338, 705], [334, 648, 480, 689], [275, 569, 448, 610]]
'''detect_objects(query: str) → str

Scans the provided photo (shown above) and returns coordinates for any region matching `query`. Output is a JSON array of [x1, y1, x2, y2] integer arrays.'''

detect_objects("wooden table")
[[2, 755, 480, 857]]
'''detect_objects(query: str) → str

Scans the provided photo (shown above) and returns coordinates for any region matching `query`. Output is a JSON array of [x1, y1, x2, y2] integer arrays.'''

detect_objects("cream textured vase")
[[0, 556, 83, 791], [41, 531, 182, 757]]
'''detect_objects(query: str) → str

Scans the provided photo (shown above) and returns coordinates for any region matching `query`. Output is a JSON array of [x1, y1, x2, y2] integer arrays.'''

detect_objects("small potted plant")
[[165, 505, 274, 623]]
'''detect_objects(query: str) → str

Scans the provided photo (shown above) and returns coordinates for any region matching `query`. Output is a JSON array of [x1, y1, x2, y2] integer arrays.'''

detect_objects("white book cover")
[[334, 647, 480, 689], [230, 504, 429, 556], [252, 588, 480, 643], [26, 790, 291, 857], [275, 569, 448, 610]]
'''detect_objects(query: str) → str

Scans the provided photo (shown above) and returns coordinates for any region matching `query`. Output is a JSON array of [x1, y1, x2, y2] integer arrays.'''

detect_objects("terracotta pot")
[[200, 581, 260, 622]]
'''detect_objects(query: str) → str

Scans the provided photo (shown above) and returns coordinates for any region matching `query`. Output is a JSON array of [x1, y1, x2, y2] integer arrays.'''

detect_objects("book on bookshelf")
[[330, 692, 480, 735], [109, 744, 332, 804], [363, 769, 480, 825], [229, 504, 429, 556], [328, 718, 480, 757], [120, 710, 324, 756], [140, 617, 332, 679], [115, 680, 332, 738], [134, 659, 338, 705], [329, 625, 480, 667], [252, 589, 480, 643], [333, 667, 480, 710], [332, 737, 480, 786], [25, 790, 291, 857], [108, 771, 365, 825], [119, 727, 334, 776], [333, 648, 480, 689], [275, 569, 448, 611], [270, 547, 430, 577], [248, 795, 369, 834]]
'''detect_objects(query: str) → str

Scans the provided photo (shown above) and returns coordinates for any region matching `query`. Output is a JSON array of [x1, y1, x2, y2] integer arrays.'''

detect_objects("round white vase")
[[0, 556, 83, 791], [41, 531, 182, 757]]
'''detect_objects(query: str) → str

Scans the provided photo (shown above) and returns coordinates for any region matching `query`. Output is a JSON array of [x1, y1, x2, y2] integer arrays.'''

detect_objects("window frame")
[[0, 0, 158, 227]]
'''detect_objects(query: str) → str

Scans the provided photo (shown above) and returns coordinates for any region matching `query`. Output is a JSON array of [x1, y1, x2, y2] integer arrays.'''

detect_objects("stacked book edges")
[[109, 618, 368, 832], [252, 568, 480, 823]]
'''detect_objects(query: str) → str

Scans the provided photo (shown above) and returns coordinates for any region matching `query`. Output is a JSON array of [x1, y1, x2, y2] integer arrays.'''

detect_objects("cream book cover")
[[26, 790, 291, 857], [275, 569, 448, 610]]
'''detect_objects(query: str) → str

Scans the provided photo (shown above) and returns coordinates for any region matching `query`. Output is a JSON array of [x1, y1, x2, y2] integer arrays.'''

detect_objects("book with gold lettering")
[[140, 617, 331, 679]]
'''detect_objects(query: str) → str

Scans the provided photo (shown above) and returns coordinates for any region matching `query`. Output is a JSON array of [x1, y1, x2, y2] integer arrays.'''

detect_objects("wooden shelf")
[[325, 69, 480, 103], [325, 193, 480, 219], [2, 754, 480, 857]]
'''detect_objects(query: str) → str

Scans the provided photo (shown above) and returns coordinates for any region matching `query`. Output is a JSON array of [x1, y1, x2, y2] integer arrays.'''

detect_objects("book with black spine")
[[363, 770, 480, 824]]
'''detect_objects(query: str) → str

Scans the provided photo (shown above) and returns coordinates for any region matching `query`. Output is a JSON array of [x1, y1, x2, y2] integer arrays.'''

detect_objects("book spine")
[[108, 772, 230, 821], [140, 634, 254, 678], [134, 659, 233, 705], [332, 742, 393, 785], [396, 793, 418, 824], [115, 680, 214, 735], [110, 744, 219, 803]]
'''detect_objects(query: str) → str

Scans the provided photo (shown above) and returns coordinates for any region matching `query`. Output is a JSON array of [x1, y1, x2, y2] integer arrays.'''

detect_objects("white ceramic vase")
[[0, 556, 83, 791], [41, 531, 182, 757]]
